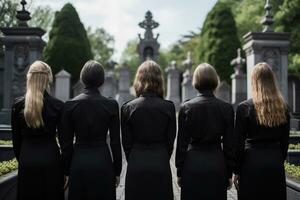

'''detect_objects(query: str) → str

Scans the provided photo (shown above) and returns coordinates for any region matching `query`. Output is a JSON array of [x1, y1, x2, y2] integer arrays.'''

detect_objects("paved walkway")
[[116, 151, 238, 200]]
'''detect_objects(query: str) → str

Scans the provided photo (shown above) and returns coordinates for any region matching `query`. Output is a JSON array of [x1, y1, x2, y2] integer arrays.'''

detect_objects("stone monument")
[[0, 45, 4, 108], [243, 0, 289, 99], [116, 63, 134, 105], [231, 48, 247, 106], [165, 60, 181, 110], [137, 11, 160, 63], [0, 0, 46, 124], [181, 52, 197, 102], [100, 60, 117, 98], [55, 69, 71, 102], [216, 81, 231, 103]]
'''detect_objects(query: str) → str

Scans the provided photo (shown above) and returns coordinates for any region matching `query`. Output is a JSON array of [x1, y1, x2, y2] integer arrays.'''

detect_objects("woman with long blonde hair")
[[11, 61, 64, 200], [121, 60, 176, 200], [234, 62, 290, 200]]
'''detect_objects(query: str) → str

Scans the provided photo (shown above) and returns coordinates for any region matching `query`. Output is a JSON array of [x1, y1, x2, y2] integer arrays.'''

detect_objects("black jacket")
[[121, 92, 176, 161], [59, 87, 122, 176], [175, 90, 235, 178]]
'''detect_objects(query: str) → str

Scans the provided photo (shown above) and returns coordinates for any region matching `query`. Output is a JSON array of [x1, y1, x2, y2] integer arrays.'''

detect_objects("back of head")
[[133, 60, 164, 98], [80, 60, 105, 88], [251, 62, 287, 127], [24, 61, 53, 128], [192, 63, 219, 92]]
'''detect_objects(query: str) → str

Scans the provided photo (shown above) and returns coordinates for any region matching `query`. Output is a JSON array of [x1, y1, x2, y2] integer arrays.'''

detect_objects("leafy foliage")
[[0, 140, 12, 145], [29, 5, 54, 33], [0, 159, 18, 176], [44, 3, 93, 82], [198, 1, 241, 82], [0, 0, 18, 28], [289, 143, 300, 150], [285, 162, 300, 179]]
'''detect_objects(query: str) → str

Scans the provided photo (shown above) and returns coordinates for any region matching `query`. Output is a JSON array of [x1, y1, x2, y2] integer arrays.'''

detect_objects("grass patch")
[[0, 140, 12, 145], [289, 143, 300, 150], [0, 159, 18, 176], [290, 130, 300, 135]]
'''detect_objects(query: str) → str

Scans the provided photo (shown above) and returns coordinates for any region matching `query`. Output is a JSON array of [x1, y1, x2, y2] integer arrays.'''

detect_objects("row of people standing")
[[11, 59, 290, 200]]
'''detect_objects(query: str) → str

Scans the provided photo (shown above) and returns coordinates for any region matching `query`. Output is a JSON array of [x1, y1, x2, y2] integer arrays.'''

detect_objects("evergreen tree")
[[198, 1, 241, 82], [44, 3, 92, 81]]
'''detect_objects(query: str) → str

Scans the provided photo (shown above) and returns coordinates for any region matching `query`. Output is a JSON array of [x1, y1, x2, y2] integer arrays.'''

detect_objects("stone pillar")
[[165, 61, 181, 110], [0, 1, 46, 124], [0, 46, 4, 108], [181, 52, 197, 102], [231, 48, 247, 106], [55, 69, 71, 102], [216, 81, 231, 103], [100, 60, 117, 99], [243, 0, 289, 99], [116, 63, 134, 105]]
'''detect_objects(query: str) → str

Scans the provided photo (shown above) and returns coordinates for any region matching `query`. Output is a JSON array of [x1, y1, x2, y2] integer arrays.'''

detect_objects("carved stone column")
[[165, 61, 181, 110], [181, 52, 197, 102]]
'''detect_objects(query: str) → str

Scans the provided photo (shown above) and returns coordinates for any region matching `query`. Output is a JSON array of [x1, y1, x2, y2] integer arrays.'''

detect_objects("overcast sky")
[[35, 0, 217, 60]]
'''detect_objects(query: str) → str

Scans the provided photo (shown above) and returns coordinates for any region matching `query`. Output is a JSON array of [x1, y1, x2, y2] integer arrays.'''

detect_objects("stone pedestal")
[[243, 32, 289, 99], [288, 75, 300, 116], [0, 27, 45, 124], [100, 70, 117, 99], [55, 69, 71, 102], [165, 61, 181, 110], [116, 64, 134, 105], [216, 81, 231, 103]]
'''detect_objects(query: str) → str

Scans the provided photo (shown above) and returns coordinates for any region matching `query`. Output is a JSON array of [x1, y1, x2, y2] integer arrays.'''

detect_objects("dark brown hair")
[[80, 60, 105, 88], [193, 63, 219, 91], [133, 60, 164, 97]]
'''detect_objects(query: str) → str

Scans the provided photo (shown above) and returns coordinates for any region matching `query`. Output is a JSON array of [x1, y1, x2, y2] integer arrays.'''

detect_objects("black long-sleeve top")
[[121, 92, 176, 161], [11, 92, 64, 161], [59, 87, 122, 176], [175, 90, 235, 178], [234, 99, 290, 175]]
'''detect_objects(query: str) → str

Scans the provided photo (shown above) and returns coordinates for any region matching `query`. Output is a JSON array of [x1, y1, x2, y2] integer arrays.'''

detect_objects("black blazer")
[[121, 92, 176, 161], [11, 92, 64, 160], [234, 99, 290, 174], [175, 90, 235, 178], [59, 87, 122, 176]]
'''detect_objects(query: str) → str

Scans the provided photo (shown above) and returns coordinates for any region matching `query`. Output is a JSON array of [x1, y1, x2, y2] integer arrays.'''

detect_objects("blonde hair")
[[133, 60, 164, 98], [24, 61, 53, 128], [193, 63, 219, 91], [251, 62, 287, 127]]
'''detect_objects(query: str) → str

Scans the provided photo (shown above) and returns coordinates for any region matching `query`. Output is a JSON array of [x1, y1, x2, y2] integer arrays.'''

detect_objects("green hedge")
[[0, 140, 12, 145], [290, 130, 300, 135], [289, 143, 300, 150], [285, 162, 300, 179], [0, 159, 18, 176]]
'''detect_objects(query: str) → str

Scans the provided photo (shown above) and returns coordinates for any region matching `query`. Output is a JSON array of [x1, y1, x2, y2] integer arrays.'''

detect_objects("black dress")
[[59, 87, 122, 200], [175, 91, 235, 200], [11, 92, 64, 200], [121, 92, 176, 200], [235, 99, 290, 200]]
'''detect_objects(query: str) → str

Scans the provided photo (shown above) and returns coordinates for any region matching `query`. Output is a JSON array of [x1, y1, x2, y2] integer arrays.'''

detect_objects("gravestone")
[[288, 74, 300, 130], [243, 0, 289, 99], [181, 52, 197, 102], [73, 80, 84, 97], [116, 63, 134, 105], [216, 81, 231, 103], [165, 61, 181, 110], [0, 45, 4, 108], [0, 0, 46, 124], [137, 11, 160, 63], [231, 48, 247, 107], [55, 69, 71, 102], [100, 60, 117, 99]]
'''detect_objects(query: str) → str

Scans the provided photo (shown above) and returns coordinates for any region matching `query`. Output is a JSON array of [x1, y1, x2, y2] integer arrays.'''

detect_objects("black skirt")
[[238, 144, 286, 200], [125, 145, 173, 200], [17, 139, 64, 200], [68, 144, 115, 200], [181, 146, 227, 200]]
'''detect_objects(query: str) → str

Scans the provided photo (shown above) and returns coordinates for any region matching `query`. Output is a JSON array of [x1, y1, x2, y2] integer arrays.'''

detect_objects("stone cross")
[[55, 69, 71, 102], [165, 60, 181, 110], [181, 52, 197, 102]]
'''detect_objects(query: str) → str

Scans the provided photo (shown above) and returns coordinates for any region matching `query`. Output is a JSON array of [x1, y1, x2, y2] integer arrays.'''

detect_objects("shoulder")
[[214, 97, 234, 111], [12, 96, 25, 111], [237, 99, 253, 110], [46, 94, 64, 110]]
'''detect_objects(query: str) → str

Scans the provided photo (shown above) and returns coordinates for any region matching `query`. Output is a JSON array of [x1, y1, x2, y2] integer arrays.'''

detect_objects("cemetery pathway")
[[116, 150, 238, 200]]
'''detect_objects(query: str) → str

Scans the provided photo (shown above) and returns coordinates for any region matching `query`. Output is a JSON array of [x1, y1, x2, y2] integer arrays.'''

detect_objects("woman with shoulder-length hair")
[[11, 61, 64, 200], [234, 62, 290, 200], [59, 60, 122, 200], [175, 63, 235, 200], [121, 60, 176, 200]]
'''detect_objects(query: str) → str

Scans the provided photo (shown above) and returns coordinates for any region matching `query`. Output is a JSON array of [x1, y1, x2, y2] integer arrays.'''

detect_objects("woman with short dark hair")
[[59, 60, 122, 200], [175, 63, 235, 200], [234, 63, 290, 200], [121, 60, 176, 200]]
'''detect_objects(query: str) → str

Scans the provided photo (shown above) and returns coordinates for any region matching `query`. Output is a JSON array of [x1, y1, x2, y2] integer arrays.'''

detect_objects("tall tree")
[[44, 3, 92, 81], [87, 27, 114, 65], [198, 1, 241, 82]]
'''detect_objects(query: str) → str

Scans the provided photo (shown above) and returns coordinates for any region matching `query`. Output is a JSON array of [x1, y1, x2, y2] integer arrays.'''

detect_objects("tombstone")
[[243, 0, 289, 99], [231, 48, 247, 107], [165, 61, 181, 110], [100, 60, 117, 99], [137, 11, 160, 63], [216, 81, 231, 103], [181, 52, 197, 102], [0, 0, 46, 124], [55, 69, 71, 102], [116, 63, 134, 105], [72, 80, 84, 97], [288, 75, 300, 115], [0, 46, 4, 108]]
